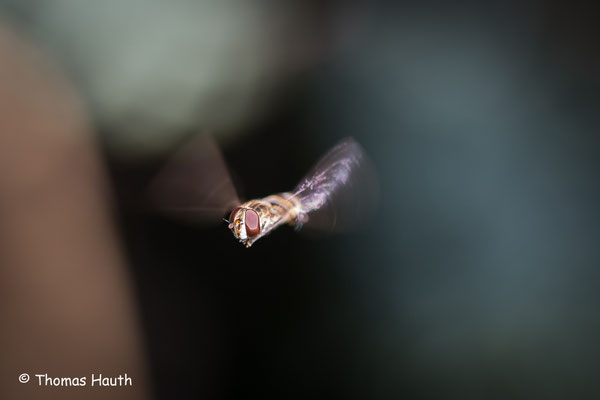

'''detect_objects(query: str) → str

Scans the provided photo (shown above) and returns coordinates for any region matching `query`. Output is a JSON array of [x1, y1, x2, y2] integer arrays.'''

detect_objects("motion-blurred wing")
[[293, 137, 379, 233], [148, 133, 240, 224]]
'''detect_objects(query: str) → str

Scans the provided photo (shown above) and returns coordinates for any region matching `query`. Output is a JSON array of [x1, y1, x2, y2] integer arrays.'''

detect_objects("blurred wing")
[[293, 137, 379, 233], [148, 133, 240, 224]]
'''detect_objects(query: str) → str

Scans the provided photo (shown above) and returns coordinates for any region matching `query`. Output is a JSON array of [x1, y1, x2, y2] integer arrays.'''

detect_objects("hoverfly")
[[150, 134, 378, 247]]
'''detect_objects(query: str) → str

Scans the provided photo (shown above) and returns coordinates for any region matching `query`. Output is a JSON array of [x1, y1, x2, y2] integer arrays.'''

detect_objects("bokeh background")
[[1, 1, 600, 399]]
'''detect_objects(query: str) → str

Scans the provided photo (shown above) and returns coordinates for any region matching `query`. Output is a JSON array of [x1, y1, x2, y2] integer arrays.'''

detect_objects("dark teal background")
[[3, 1, 600, 399]]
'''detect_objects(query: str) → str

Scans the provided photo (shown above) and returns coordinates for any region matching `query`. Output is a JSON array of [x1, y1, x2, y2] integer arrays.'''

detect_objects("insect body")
[[226, 138, 377, 247], [227, 193, 305, 247]]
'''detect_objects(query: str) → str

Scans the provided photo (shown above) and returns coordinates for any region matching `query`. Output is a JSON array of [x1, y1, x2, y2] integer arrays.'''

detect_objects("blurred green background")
[[1, 1, 599, 399]]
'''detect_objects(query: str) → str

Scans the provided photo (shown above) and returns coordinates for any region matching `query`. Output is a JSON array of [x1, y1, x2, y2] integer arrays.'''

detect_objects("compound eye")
[[229, 207, 241, 223], [244, 209, 260, 237]]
